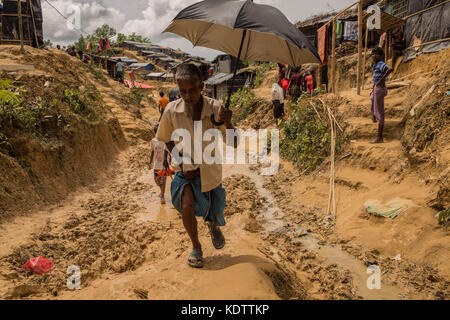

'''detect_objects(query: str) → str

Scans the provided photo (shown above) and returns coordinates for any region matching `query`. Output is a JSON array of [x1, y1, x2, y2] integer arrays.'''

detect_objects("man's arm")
[[376, 65, 393, 87], [218, 105, 238, 148]]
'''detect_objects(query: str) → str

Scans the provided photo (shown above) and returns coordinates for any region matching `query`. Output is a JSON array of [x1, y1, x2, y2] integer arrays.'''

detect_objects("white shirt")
[[150, 138, 166, 170], [156, 96, 229, 192], [271, 83, 284, 101]]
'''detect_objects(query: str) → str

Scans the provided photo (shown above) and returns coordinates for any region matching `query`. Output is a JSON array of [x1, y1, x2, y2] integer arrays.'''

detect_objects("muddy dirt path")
[[0, 137, 430, 300]]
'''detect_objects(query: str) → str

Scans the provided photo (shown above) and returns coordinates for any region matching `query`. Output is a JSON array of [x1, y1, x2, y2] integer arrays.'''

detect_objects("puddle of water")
[[223, 162, 421, 300], [134, 171, 178, 223]]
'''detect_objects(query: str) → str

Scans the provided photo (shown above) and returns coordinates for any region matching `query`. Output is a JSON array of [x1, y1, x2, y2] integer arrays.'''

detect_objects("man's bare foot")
[[369, 138, 384, 144], [159, 195, 166, 204]]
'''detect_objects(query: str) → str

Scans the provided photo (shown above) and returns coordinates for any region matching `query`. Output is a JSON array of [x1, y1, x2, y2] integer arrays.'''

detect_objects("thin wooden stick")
[[323, 1, 358, 27], [18, 0, 24, 53], [357, 0, 363, 95], [406, 37, 450, 50], [28, 0, 39, 48], [318, 98, 343, 132], [403, 0, 450, 20], [323, 102, 336, 217], [309, 101, 323, 122], [362, 27, 369, 90]]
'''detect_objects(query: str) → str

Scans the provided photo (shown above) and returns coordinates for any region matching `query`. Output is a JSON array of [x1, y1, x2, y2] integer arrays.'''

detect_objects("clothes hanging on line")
[[317, 24, 328, 64], [343, 21, 358, 42], [336, 20, 344, 41]]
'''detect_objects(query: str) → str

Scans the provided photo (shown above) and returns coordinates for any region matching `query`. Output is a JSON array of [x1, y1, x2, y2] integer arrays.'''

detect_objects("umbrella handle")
[[211, 29, 248, 127]]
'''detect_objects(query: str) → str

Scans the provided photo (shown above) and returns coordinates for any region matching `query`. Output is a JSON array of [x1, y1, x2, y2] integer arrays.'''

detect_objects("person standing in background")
[[370, 47, 392, 144], [116, 59, 124, 83], [304, 72, 315, 95]]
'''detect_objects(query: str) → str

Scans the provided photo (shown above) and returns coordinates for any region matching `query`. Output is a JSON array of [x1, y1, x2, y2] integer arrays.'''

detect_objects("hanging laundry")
[[317, 25, 328, 64], [343, 21, 358, 42], [336, 20, 344, 41]]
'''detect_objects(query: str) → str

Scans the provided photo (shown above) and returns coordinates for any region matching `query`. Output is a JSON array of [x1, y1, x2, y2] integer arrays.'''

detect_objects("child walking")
[[149, 137, 171, 204]]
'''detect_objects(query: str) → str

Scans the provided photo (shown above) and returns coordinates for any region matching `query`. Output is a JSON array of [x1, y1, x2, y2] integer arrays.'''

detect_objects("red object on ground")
[[129, 72, 135, 79], [22, 256, 54, 275], [281, 78, 289, 90]]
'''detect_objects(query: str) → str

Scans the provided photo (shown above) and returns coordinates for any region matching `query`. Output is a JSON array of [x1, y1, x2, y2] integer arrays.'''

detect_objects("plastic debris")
[[22, 256, 54, 275], [365, 198, 413, 219]]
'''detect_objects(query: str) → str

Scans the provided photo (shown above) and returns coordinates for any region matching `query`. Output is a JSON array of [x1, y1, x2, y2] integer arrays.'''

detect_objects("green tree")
[[87, 24, 117, 45], [116, 33, 127, 44], [126, 32, 151, 43], [74, 35, 87, 51]]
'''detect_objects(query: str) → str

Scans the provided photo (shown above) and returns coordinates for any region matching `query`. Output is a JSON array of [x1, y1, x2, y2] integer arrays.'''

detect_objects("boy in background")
[[158, 91, 169, 115], [370, 47, 393, 144], [149, 137, 171, 204]]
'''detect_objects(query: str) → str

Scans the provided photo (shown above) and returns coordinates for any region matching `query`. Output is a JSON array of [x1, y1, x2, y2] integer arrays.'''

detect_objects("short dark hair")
[[159, 91, 164, 97], [176, 63, 203, 83], [372, 47, 385, 56]]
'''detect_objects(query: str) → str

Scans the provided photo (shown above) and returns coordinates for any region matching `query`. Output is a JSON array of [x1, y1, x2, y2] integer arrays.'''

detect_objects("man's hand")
[[218, 105, 233, 127], [183, 170, 199, 180]]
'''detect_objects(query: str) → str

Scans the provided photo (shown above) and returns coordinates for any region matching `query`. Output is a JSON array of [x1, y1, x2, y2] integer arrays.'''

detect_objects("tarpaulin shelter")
[[0, 0, 43, 48], [401, 0, 450, 61]]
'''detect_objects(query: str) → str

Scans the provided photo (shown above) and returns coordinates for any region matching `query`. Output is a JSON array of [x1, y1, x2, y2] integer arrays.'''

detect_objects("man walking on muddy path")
[[156, 63, 238, 268], [370, 47, 392, 144]]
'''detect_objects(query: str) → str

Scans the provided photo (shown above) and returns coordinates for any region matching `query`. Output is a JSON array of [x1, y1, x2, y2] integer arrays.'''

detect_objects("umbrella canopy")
[[164, 0, 320, 68]]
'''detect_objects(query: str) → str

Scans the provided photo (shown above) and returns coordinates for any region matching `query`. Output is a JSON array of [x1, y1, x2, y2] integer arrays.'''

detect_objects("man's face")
[[177, 79, 204, 108]]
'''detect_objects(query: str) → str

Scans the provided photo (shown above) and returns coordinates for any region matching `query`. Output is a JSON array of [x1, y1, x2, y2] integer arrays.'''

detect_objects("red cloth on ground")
[[317, 25, 328, 65]]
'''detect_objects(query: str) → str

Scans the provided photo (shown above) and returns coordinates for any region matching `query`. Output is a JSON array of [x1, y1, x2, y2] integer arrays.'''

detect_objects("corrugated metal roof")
[[145, 72, 165, 77], [204, 73, 235, 85], [205, 71, 254, 85], [157, 57, 175, 62], [129, 63, 152, 68]]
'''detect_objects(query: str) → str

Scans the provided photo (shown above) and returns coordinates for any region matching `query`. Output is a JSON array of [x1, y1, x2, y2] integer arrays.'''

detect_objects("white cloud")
[[120, 0, 284, 59], [43, 0, 126, 43]]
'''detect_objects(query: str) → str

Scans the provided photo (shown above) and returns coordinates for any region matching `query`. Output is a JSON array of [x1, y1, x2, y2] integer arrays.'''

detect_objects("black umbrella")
[[164, 0, 320, 125]]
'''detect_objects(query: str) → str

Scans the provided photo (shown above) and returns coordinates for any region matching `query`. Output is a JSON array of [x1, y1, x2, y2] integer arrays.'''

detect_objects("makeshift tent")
[[403, 0, 450, 61], [1, 0, 44, 48], [128, 62, 154, 71]]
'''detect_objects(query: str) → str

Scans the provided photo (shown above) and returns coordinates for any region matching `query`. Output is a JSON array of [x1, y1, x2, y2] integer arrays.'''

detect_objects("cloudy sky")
[[43, 0, 355, 60]]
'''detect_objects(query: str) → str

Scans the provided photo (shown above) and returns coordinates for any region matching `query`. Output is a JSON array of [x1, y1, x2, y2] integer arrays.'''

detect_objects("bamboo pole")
[[357, 0, 363, 95], [28, 0, 39, 48], [18, 0, 24, 53], [405, 37, 450, 50], [331, 19, 336, 94], [323, 1, 358, 27], [362, 27, 369, 90], [403, 0, 450, 20]]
